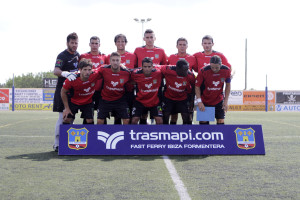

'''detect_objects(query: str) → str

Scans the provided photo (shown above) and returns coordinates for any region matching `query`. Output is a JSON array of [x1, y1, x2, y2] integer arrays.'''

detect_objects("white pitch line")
[[163, 155, 191, 200]]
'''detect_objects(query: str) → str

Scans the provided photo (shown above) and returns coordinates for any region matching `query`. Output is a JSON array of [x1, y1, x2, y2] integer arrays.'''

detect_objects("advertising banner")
[[9, 103, 53, 111], [43, 88, 55, 101], [43, 78, 57, 88], [275, 104, 300, 112], [228, 90, 243, 105], [10, 89, 43, 103], [276, 91, 300, 104], [229, 105, 275, 111], [59, 125, 265, 155], [0, 89, 9, 103], [243, 91, 275, 105]]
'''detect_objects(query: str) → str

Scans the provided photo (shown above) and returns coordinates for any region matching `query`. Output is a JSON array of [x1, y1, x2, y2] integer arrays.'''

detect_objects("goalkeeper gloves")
[[61, 71, 77, 81]]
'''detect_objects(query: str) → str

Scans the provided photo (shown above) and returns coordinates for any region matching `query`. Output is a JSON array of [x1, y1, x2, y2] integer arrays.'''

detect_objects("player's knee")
[[199, 121, 209, 125]]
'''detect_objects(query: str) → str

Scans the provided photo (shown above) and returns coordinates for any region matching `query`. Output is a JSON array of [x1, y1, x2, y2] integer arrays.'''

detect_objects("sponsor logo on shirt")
[[175, 82, 182, 88], [111, 81, 119, 87], [83, 87, 91, 93], [55, 59, 63, 67], [212, 81, 220, 86], [145, 83, 153, 89], [155, 54, 159, 59]]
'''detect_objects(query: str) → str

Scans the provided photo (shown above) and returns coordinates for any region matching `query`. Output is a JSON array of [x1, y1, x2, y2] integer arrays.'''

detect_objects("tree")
[[1, 71, 56, 88]]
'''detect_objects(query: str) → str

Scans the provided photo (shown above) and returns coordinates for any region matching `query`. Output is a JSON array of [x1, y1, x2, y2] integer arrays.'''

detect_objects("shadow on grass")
[[6, 151, 209, 162]]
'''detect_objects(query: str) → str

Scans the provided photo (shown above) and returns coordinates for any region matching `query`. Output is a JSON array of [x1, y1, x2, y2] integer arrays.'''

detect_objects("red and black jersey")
[[131, 68, 162, 107], [106, 51, 137, 69], [134, 46, 168, 67], [80, 52, 107, 91], [97, 65, 131, 101], [62, 72, 100, 105], [193, 51, 231, 72], [168, 54, 197, 72], [195, 65, 231, 105], [161, 65, 195, 101]]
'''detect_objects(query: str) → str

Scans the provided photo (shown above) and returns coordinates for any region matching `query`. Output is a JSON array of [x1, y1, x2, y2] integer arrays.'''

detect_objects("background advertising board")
[[10, 89, 43, 103], [275, 104, 300, 112], [59, 125, 265, 155], [243, 91, 275, 105], [43, 89, 55, 101], [276, 91, 300, 104], [228, 90, 243, 105], [229, 105, 275, 111], [0, 89, 9, 103], [43, 78, 57, 88]]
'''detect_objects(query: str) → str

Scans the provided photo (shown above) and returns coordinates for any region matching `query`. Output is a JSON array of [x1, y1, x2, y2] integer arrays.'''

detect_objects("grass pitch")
[[0, 111, 299, 200]]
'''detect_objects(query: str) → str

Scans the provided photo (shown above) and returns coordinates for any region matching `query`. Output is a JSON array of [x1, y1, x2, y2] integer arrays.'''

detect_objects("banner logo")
[[97, 131, 124, 149], [234, 128, 256, 150], [68, 128, 89, 150]]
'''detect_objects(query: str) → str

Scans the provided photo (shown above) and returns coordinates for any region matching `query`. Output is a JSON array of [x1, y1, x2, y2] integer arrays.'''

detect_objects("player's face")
[[110, 56, 121, 70], [210, 63, 221, 73], [80, 66, 92, 79], [143, 33, 156, 47], [67, 39, 78, 53], [115, 37, 126, 51], [177, 41, 188, 54], [89, 39, 100, 53], [202, 39, 214, 53], [142, 62, 153, 76]]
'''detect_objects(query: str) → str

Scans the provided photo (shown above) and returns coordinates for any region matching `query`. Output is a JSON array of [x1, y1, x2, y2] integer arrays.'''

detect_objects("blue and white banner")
[[59, 125, 265, 155]]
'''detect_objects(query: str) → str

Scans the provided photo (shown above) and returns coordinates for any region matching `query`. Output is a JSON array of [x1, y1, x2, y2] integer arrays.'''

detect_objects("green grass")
[[1, 111, 300, 199]]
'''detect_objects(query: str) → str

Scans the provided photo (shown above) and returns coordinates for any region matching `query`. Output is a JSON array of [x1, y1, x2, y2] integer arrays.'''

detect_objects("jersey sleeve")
[[195, 70, 204, 87], [161, 50, 168, 65], [62, 79, 72, 90], [55, 54, 65, 70], [220, 54, 231, 69]]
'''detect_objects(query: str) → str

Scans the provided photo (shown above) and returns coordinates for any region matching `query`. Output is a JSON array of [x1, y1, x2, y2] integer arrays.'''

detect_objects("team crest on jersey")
[[153, 79, 157, 84], [155, 54, 159, 59], [100, 60, 104, 64], [91, 83, 95, 87], [234, 128, 256, 150], [55, 59, 63, 67], [126, 60, 130, 64], [221, 78, 225, 82], [183, 81, 187, 86], [120, 79, 124, 84], [68, 128, 89, 150]]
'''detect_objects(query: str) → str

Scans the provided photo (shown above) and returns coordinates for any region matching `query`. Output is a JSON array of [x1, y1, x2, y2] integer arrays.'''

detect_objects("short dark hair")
[[90, 36, 100, 43], [177, 37, 188, 45], [202, 35, 214, 43], [210, 55, 222, 64], [142, 57, 153, 66], [144, 29, 154, 36], [114, 34, 127, 43], [176, 59, 189, 76], [78, 58, 93, 70], [67, 32, 78, 43], [110, 52, 121, 58]]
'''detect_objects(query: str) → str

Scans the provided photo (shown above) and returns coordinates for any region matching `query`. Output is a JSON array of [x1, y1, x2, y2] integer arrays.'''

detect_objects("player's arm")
[[61, 87, 73, 120], [195, 86, 205, 112], [223, 82, 231, 112]]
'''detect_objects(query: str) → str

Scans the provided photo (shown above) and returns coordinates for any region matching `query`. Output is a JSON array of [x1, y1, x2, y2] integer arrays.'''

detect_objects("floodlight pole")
[[265, 74, 268, 112], [12, 73, 15, 111], [134, 18, 152, 45]]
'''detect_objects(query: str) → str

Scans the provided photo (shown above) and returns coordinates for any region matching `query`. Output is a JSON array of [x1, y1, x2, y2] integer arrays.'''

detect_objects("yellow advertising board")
[[229, 105, 275, 111], [9, 103, 53, 111]]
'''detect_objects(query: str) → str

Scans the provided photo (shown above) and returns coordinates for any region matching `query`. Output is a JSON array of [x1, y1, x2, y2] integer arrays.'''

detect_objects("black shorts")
[[97, 97, 130, 119], [68, 102, 94, 119], [163, 97, 189, 114], [53, 87, 64, 112], [92, 91, 101, 110], [205, 100, 225, 120], [132, 100, 163, 118]]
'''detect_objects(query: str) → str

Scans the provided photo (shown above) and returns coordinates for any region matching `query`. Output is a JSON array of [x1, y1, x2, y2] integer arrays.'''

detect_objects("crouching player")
[[61, 59, 98, 124], [195, 55, 231, 124], [161, 59, 195, 124], [131, 57, 163, 125]]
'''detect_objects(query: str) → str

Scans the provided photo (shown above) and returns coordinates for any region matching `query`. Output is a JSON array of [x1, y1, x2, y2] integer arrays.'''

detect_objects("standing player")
[[195, 55, 231, 124], [134, 29, 167, 124], [161, 59, 195, 124], [193, 35, 232, 72], [96, 52, 131, 125], [52, 32, 79, 152], [79, 36, 107, 123], [131, 57, 163, 125], [106, 34, 137, 124], [61, 59, 98, 124], [168, 37, 197, 124]]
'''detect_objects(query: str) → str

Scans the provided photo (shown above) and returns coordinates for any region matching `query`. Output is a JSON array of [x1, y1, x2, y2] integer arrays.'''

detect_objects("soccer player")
[[134, 29, 167, 124], [52, 32, 79, 152], [106, 34, 137, 124], [161, 59, 195, 124], [195, 55, 231, 124], [61, 59, 98, 124], [79, 36, 107, 123], [167, 37, 197, 124], [131, 57, 163, 125], [96, 52, 131, 125], [193, 35, 231, 72]]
